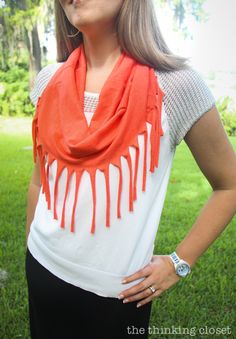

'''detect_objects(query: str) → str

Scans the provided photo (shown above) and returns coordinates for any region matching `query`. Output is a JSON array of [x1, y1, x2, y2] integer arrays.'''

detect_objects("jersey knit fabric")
[[27, 62, 215, 298]]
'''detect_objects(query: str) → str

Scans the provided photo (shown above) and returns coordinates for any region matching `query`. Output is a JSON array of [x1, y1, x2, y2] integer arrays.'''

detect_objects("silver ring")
[[149, 286, 156, 293]]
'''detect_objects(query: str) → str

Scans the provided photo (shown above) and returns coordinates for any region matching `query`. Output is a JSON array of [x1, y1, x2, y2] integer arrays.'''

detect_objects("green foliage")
[[221, 113, 236, 136], [0, 0, 44, 71], [0, 65, 34, 117], [216, 96, 234, 114], [216, 96, 236, 136], [9, 5, 42, 32]]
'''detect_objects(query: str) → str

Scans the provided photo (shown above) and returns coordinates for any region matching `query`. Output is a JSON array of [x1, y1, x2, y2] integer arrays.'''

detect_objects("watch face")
[[176, 263, 190, 277]]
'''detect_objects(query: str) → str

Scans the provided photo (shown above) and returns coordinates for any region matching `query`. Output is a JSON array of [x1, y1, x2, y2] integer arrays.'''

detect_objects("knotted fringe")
[[32, 92, 164, 235]]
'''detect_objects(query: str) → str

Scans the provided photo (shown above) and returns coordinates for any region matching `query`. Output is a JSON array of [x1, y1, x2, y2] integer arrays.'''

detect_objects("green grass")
[[0, 118, 235, 339]]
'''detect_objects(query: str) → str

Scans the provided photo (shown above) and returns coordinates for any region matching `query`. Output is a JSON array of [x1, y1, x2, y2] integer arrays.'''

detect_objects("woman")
[[25, 0, 236, 338]]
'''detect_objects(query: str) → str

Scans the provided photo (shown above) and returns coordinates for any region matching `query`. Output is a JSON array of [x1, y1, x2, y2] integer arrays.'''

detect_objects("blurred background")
[[0, 0, 235, 131], [0, 0, 236, 132]]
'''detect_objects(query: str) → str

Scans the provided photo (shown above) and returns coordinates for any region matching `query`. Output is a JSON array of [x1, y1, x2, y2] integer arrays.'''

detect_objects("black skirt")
[[25, 247, 153, 339]]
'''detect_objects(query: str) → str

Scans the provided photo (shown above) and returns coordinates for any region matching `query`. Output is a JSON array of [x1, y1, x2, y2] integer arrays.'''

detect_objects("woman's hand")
[[117, 255, 181, 308]]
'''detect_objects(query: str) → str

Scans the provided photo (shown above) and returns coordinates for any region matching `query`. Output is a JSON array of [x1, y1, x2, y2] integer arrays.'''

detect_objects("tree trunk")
[[25, 23, 42, 88]]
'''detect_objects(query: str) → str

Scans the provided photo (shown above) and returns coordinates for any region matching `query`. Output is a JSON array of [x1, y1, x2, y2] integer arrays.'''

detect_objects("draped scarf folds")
[[32, 43, 164, 234]]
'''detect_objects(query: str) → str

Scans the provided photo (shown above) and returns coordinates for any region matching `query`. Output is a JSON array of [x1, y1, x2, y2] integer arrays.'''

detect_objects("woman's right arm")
[[25, 154, 41, 246], [26, 62, 62, 246]]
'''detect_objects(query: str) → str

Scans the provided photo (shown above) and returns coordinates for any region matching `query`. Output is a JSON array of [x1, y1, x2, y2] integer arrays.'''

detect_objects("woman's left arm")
[[118, 105, 236, 306], [174, 104, 236, 267]]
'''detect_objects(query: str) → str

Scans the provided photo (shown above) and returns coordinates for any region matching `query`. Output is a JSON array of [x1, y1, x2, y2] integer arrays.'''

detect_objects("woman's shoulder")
[[154, 66, 216, 150], [29, 62, 64, 106], [154, 66, 213, 99]]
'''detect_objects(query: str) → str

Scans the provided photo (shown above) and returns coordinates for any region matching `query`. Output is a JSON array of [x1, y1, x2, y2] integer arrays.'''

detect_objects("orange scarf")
[[32, 43, 164, 234]]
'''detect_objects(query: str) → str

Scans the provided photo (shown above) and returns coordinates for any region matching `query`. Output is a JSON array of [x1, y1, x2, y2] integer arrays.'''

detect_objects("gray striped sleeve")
[[155, 68, 216, 151], [29, 63, 63, 106]]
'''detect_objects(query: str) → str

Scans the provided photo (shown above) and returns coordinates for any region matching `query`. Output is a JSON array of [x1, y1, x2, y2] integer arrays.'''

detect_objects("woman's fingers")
[[118, 264, 154, 299], [118, 274, 158, 301], [121, 263, 153, 284], [136, 288, 164, 308], [122, 283, 161, 303]]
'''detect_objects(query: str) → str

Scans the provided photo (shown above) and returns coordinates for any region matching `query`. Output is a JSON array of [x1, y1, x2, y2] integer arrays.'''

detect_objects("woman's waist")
[[27, 232, 152, 298]]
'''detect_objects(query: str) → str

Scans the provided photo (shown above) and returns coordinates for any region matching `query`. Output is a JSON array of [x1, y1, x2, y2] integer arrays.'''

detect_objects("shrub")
[[0, 66, 35, 117], [216, 96, 236, 136]]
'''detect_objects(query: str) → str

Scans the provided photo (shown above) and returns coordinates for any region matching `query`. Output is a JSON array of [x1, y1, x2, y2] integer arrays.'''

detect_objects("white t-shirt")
[[27, 62, 215, 298]]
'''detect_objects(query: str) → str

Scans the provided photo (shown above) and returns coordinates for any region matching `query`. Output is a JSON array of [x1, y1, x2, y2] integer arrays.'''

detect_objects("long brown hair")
[[54, 0, 189, 71]]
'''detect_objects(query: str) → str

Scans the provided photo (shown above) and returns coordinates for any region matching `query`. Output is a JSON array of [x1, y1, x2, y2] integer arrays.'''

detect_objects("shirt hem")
[[27, 231, 145, 298]]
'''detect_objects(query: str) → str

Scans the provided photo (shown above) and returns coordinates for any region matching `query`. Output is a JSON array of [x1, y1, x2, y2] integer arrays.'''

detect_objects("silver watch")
[[169, 251, 191, 277]]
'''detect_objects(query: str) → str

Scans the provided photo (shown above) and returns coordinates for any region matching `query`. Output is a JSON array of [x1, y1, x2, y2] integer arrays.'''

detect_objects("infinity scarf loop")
[[32, 43, 164, 234]]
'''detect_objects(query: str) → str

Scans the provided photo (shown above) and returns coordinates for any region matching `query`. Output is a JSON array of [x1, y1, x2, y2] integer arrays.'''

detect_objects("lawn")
[[0, 117, 235, 338]]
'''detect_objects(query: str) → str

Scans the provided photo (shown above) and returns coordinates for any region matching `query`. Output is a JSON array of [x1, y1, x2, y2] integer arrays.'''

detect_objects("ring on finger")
[[148, 285, 156, 293]]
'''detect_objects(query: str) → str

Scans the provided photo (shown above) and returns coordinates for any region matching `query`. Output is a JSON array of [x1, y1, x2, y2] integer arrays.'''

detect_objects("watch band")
[[170, 251, 181, 266]]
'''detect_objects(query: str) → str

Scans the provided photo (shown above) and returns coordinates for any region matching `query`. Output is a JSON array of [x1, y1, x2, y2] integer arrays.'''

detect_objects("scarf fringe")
[[32, 91, 164, 235]]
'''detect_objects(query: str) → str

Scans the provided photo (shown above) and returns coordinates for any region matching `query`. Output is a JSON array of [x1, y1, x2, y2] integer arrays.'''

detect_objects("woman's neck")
[[82, 32, 122, 93], [82, 32, 122, 71]]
